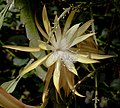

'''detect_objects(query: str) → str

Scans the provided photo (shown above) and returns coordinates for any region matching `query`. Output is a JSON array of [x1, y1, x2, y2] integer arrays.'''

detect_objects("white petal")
[[63, 10, 76, 36], [53, 59, 61, 93], [54, 15, 61, 44], [42, 5, 51, 35], [90, 53, 113, 60], [45, 52, 58, 67], [35, 13, 48, 39], [64, 67, 85, 97], [64, 60, 78, 76], [70, 33, 95, 47], [65, 23, 80, 40], [76, 20, 94, 36], [71, 54, 99, 64], [19, 54, 49, 77], [3, 45, 40, 52]]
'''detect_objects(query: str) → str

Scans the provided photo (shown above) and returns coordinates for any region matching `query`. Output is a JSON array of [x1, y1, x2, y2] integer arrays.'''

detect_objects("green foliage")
[[110, 78, 120, 91]]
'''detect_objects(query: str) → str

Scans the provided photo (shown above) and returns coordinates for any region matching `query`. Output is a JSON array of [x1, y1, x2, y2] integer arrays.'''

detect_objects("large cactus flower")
[[3, 5, 112, 103]]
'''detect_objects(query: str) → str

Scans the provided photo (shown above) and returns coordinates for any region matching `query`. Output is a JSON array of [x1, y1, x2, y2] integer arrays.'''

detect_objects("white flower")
[[3, 5, 113, 103]]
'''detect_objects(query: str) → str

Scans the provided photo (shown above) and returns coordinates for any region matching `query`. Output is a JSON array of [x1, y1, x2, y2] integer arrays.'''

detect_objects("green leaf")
[[20, 0, 40, 41], [0, 15, 4, 29], [0, 0, 13, 29], [13, 57, 29, 66], [17, 0, 42, 58], [1, 78, 21, 93], [35, 66, 47, 81], [110, 78, 120, 90]]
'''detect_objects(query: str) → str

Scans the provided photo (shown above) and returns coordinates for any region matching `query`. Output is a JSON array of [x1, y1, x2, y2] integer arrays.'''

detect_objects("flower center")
[[56, 50, 74, 62]]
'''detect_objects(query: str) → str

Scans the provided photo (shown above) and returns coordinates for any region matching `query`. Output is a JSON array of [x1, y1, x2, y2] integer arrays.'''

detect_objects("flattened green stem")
[[72, 69, 95, 89], [90, 64, 98, 108], [90, 7, 98, 45], [0, 40, 15, 57], [94, 72, 98, 108]]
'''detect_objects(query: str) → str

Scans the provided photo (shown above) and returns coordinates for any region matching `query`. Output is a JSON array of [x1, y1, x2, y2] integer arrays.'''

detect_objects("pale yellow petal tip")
[[72, 89, 85, 97], [41, 93, 48, 108], [2, 45, 10, 48], [105, 55, 114, 58], [3, 45, 40, 52], [42, 93, 45, 103]]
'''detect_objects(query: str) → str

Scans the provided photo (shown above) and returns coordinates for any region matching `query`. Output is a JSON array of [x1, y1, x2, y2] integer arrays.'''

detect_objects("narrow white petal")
[[65, 23, 80, 42], [71, 54, 99, 64], [3, 45, 40, 52], [42, 5, 51, 35], [46, 52, 58, 67], [90, 53, 113, 60], [54, 15, 61, 44], [76, 20, 94, 36], [63, 10, 76, 36], [19, 54, 50, 77], [70, 33, 95, 47], [53, 59, 61, 93], [64, 67, 85, 97], [64, 60, 78, 76], [35, 13, 48, 39]]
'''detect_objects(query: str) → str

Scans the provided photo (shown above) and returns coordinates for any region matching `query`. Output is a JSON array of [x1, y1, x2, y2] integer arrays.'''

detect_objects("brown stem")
[[0, 87, 36, 108]]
